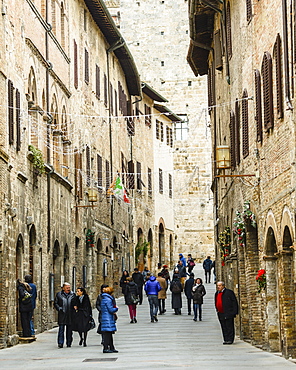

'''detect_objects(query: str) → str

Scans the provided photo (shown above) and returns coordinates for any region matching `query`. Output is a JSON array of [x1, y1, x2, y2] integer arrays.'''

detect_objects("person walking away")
[[132, 268, 145, 304], [96, 284, 109, 346], [144, 275, 161, 322], [142, 266, 150, 281], [160, 265, 170, 286], [124, 277, 139, 323], [17, 279, 33, 338], [215, 281, 239, 344], [177, 260, 187, 289], [100, 286, 118, 353], [73, 287, 92, 347], [212, 260, 216, 283], [156, 273, 167, 314], [120, 270, 129, 295], [170, 274, 183, 315], [54, 282, 76, 348], [187, 254, 195, 274], [178, 253, 187, 271], [192, 278, 206, 321], [24, 274, 37, 336], [184, 273, 195, 315], [203, 256, 213, 283]]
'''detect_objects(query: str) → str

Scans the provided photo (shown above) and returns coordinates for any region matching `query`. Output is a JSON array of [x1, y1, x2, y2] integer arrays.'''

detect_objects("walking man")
[[215, 281, 239, 345], [184, 273, 194, 315], [54, 282, 76, 348], [203, 256, 213, 283], [144, 275, 161, 322], [132, 268, 145, 304], [24, 275, 37, 336]]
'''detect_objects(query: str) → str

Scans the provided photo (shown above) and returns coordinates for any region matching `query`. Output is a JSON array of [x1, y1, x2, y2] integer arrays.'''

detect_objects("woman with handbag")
[[124, 277, 139, 323], [73, 287, 92, 347], [192, 278, 206, 321], [101, 286, 118, 353]]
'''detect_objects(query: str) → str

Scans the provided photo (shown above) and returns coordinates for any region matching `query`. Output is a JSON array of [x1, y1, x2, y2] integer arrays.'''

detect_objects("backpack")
[[171, 281, 182, 294]]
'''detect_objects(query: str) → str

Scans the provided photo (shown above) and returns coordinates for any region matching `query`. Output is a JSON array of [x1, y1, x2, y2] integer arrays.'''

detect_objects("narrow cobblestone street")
[[0, 264, 295, 369]]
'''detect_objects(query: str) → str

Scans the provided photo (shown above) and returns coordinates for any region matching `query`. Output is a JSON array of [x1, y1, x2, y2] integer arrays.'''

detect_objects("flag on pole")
[[107, 176, 130, 203]]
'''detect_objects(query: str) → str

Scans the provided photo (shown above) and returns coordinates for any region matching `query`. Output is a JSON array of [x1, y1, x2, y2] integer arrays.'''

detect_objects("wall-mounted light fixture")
[[216, 145, 230, 169]]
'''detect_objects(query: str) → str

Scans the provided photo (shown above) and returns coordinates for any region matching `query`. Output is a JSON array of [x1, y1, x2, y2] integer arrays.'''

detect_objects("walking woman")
[[17, 279, 33, 337], [192, 278, 206, 321], [73, 287, 92, 346], [101, 286, 118, 353], [170, 274, 183, 315], [120, 270, 129, 295], [124, 277, 139, 323]]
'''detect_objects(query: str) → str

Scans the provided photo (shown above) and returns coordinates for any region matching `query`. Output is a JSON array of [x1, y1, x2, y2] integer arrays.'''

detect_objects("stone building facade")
[[106, 0, 214, 264], [188, 0, 296, 358], [0, 0, 177, 348]]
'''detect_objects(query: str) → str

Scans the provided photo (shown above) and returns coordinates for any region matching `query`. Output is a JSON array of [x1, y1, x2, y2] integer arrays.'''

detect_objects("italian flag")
[[107, 176, 130, 204]]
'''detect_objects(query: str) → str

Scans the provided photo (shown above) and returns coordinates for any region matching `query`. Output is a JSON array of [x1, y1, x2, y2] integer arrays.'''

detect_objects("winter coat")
[[160, 268, 170, 281], [203, 258, 213, 271], [28, 283, 37, 310], [72, 294, 92, 333], [215, 288, 239, 319], [144, 276, 162, 295], [184, 278, 195, 299], [54, 290, 76, 325], [156, 276, 167, 299], [177, 264, 187, 278], [100, 293, 118, 332], [179, 254, 187, 269], [132, 272, 145, 287], [192, 284, 206, 304], [170, 279, 183, 309], [120, 274, 129, 294], [124, 282, 139, 305], [18, 283, 33, 313]]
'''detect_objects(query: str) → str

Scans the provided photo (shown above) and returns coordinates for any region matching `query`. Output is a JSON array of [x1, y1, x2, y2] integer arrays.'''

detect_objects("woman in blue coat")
[[100, 286, 118, 353]]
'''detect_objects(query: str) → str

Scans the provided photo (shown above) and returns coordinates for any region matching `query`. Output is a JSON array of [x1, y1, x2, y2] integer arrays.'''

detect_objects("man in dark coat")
[[215, 281, 239, 345], [25, 274, 37, 336], [54, 282, 76, 348], [177, 260, 187, 288], [132, 268, 145, 304], [203, 256, 213, 283], [184, 273, 194, 315]]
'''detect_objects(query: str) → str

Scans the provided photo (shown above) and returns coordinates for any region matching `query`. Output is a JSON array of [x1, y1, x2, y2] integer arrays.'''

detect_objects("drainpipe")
[[106, 39, 125, 225], [282, 0, 293, 110]]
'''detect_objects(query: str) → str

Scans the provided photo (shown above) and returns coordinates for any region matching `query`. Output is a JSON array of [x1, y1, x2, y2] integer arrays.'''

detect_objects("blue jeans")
[[58, 324, 73, 346], [193, 303, 202, 320], [148, 295, 159, 319], [187, 297, 192, 314]]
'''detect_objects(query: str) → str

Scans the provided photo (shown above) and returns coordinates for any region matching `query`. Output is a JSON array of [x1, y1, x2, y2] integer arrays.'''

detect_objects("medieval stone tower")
[[106, 0, 214, 262]]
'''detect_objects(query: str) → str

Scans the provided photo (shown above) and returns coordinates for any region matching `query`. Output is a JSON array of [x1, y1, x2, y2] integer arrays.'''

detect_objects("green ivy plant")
[[28, 145, 45, 174], [135, 240, 149, 263]]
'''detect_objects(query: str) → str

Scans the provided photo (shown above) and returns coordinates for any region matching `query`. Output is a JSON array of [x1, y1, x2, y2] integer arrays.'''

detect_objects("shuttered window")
[[104, 73, 107, 107], [105, 160, 110, 191], [115, 90, 118, 117], [254, 69, 263, 142], [128, 160, 135, 189], [235, 99, 240, 165], [169, 173, 172, 198], [86, 145, 90, 187], [148, 167, 152, 197], [97, 154, 102, 193], [246, 0, 252, 23], [74, 40, 78, 89], [261, 51, 274, 131], [166, 126, 170, 145], [226, 3, 232, 59], [230, 110, 236, 169], [159, 168, 163, 194], [274, 34, 283, 119], [16, 89, 21, 151], [214, 30, 223, 70], [126, 100, 135, 136], [84, 48, 89, 84], [156, 120, 160, 139], [137, 161, 142, 190], [242, 89, 249, 158], [208, 67, 214, 111], [160, 122, 164, 142], [75, 151, 83, 200], [95, 65, 100, 99], [145, 104, 151, 127], [8, 80, 14, 145], [110, 83, 113, 115], [170, 127, 173, 148]]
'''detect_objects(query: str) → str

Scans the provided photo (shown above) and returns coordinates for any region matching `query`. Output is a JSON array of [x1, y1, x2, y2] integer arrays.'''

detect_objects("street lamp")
[[87, 188, 98, 203], [216, 145, 230, 169]]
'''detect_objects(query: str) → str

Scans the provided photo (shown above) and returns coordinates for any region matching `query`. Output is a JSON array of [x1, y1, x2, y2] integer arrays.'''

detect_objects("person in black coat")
[[54, 282, 76, 348], [132, 268, 144, 304], [192, 277, 206, 321], [184, 273, 195, 315], [170, 274, 183, 315], [17, 279, 33, 338], [73, 287, 92, 347], [215, 281, 239, 344], [124, 277, 139, 323], [120, 270, 129, 295]]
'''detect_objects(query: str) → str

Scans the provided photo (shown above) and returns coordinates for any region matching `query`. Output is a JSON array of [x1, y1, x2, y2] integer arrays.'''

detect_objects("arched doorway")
[[63, 244, 70, 282], [29, 225, 36, 279], [147, 229, 153, 271], [16, 234, 24, 333], [159, 223, 165, 265], [53, 240, 62, 295], [265, 226, 280, 352]]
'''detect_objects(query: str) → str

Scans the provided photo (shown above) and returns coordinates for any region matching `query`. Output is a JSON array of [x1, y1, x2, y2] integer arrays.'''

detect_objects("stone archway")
[[159, 223, 165, 265], [53, 240, 62, 295], [16, 234, 24, 333], [264, 226, 280, 352], [147, 229, 153, 271]]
